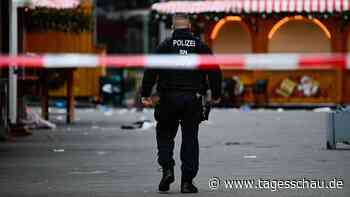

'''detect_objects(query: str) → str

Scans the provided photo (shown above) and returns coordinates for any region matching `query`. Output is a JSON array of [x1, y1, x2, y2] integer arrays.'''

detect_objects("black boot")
[[181, 180, 198, 193], [158, 167, 175, 192]]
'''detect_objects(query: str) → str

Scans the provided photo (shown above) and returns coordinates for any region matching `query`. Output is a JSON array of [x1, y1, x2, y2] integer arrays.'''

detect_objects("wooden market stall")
[[24, 0, 105, 122], [152, 0, 350, 106]]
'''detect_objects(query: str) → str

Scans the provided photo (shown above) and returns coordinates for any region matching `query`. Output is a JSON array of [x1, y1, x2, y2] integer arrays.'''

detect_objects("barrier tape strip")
[[0, 53, 348, 70]]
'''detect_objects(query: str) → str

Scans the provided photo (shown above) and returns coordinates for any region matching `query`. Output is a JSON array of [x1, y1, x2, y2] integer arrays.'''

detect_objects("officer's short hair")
[[173, 13, 189, 21], [172, 13, 190, 29]]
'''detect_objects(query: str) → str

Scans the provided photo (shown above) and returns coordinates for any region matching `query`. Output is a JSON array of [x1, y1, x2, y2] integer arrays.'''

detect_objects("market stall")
[[24, 0, 105, 122], [152, 0, 350, 106]]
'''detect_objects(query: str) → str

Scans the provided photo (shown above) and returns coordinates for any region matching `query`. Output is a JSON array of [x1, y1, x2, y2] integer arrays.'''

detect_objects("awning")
[[30, 0, 80, 9], [152, 0, 350, 14]]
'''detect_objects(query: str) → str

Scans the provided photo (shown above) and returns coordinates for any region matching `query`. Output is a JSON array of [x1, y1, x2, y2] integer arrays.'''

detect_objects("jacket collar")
[[173, 28, 192, 37]]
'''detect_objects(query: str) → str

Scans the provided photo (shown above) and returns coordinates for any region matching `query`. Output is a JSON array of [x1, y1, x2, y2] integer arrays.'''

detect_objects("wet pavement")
[[0, 108, 350, 197]]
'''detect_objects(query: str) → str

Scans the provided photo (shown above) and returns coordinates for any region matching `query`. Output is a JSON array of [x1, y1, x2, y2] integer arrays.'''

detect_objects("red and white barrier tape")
[[0, 53, 348, 70]]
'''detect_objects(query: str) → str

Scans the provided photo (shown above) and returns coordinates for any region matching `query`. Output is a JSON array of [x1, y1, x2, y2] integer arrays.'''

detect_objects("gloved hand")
[[141, 97, 153, 107], [201, 103, 211, 121], [211, 98, 221, 104]]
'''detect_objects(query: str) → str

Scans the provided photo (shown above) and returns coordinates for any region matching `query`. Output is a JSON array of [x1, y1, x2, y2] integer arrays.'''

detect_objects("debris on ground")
[[225, 141, 253, 146], [55, 116, 64, 121], [22, 107, 56, 129], [240, 105, 251, 112], [103, 110, 113, 116], [69, 170, 108, 175], [277, 108, 284, 112], [313, 107, 332, 112], [244, 155, 257, 159], [97, 151, 107, 155], [91, 125, 99, 130], [140, 121, 154, 130], [116, 109, 128, 115], [49, 108, 66, 114], [121, 120, 155, 130], [53, 149, 65, 153], [97, 105, 113, 116]]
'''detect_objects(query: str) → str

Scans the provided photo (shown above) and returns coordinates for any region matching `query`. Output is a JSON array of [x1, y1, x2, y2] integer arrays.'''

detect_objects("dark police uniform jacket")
[[141, 28, 222, 99]]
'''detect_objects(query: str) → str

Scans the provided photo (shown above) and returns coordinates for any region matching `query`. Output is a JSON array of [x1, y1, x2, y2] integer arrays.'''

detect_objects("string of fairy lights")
[[151, 10, 350, 31], [153, 10, 350, 21], [23, 1, 350, 33]]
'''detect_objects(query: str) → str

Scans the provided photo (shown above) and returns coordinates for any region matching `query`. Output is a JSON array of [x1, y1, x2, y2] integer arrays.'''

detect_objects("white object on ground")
[[277, 108, 284, 112], [117, 109, 128, 115], [56, 116, 64, 121], [313, 107, 332, 112], [91, 125, 99, 129], [56, 109, 66, 114], [97, 151, 107, 155], [22, 107, 56, 129], [103, 110, 113, 116], [244, 155, 257, 159], [53, 149, 65, 153], [140, 121, 156, 130], [69, 170, 108, 175]]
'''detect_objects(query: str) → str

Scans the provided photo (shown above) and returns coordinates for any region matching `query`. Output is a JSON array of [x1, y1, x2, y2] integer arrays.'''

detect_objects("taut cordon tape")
[[0, 53, 348, 70]]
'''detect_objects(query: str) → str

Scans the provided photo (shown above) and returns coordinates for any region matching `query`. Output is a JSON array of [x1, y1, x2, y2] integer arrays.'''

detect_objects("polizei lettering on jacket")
[[173, 39, 196, 47]]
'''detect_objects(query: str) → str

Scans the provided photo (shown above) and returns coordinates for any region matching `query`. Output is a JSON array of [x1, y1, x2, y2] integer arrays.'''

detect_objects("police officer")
[[141, 14, 222, 193]]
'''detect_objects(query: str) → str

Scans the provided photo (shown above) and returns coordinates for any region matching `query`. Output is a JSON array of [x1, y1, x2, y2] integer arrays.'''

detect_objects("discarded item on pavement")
[[53, 149, 65, 153], [103, 110, 113, 116], [277, 108, 284, 112], [69, 170, 108, 175], [121, 120, 155, 130], [225, 141, 253, 146], [22, 107, 56, 129], [91, 125, 99, 129], [244, 155, 257, 159], [313, 107, 332, 112], [240, 105, 251, 112]]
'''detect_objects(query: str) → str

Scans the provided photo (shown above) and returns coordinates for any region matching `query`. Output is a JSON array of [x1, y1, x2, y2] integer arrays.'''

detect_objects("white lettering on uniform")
[[179, 49, 187, 55], [173, 40, 196, 47]]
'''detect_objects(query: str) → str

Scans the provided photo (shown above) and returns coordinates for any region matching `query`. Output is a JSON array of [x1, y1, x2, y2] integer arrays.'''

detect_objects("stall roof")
[[152, 0, 349, 14], [31, 0, 80, 9]]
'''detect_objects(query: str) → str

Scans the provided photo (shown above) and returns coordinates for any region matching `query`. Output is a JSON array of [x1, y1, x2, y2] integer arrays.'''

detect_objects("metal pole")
[[143, 14, 149, 53], [159, 21, 166, 43], [9, 0, 18, 124]]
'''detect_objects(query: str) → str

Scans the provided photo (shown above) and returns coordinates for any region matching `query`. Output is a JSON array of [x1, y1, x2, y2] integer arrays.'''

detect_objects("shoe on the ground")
[[158, 168, 175, 192], [181, 181, 198, 193]]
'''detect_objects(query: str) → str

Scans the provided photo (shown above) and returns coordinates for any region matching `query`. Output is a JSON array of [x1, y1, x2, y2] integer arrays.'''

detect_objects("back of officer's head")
[[172, 14, 191, 30]]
